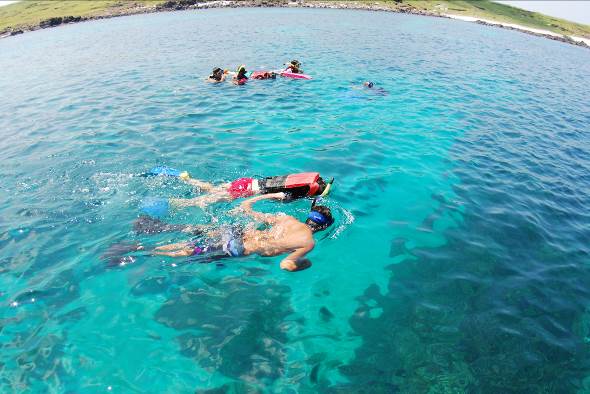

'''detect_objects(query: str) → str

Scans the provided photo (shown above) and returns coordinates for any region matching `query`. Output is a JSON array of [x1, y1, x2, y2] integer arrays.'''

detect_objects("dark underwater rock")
[[155, 277, 295, 381], [319, 306, 334, 322]]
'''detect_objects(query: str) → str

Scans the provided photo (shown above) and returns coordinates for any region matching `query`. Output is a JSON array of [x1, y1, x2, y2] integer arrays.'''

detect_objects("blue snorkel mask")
[[308, 210, 330, 226]]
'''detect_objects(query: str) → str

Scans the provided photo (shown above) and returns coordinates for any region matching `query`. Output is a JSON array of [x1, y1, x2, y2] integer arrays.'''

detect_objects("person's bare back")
[[238, 193, 330, 271], [243, 214, 316, 271]]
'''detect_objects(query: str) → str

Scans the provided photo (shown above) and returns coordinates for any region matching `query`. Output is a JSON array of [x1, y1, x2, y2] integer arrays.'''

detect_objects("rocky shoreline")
[[1, 0, 588, 50]]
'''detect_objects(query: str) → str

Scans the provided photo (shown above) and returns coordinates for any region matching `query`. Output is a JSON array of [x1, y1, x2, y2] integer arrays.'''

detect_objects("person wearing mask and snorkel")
[[233, 65, 249, 85], [137, 170, 333, 219], [207, 67, 227, 83], [105, 193, 335, 272], [285, 59, 303, 74]]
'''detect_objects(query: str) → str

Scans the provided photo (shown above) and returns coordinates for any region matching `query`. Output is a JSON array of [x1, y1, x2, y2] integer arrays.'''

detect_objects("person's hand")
[[280, 258, 312, 272], [271, 192, 287, 200], [280, 259, 297, 271]]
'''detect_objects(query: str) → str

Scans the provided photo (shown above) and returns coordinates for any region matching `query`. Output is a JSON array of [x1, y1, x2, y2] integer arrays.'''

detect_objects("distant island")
[[1, 0, 589, 48]]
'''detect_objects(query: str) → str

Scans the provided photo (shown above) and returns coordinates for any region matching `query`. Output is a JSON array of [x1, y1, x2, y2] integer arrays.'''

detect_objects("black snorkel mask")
[[211, 68, 223, 80]]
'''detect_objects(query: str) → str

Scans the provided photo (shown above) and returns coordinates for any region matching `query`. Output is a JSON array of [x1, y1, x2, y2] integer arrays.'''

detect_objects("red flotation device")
[[251, 71, 277, 80], [260, 172, 322, 198], [284, 172, 320, 196]]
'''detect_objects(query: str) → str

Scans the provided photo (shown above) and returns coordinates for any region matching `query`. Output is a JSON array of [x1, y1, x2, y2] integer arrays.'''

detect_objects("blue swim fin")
[[140, 197, 170, 218], [147, 166, 182, 177]]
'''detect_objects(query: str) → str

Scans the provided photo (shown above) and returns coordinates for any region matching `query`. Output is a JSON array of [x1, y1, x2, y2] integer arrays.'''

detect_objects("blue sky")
[[496, 1, 590, 25]]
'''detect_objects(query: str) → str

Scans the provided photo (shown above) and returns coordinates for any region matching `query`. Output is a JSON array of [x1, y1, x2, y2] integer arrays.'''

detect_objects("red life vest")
[[260, 172, 321, 198], [284, 172, 320, 196]]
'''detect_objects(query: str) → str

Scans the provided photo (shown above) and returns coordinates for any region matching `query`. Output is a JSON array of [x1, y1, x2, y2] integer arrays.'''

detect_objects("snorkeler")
[[169, 172, 332, 208], [233, 65, 249, 85], [284, 60, 303, 74], [362, 81, 389, 95], [113, 193, 334, 271], [207, 67, 227, 83]]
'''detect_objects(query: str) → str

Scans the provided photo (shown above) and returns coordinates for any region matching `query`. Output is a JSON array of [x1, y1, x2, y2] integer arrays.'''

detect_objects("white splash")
[[330, 207, 354, 239]]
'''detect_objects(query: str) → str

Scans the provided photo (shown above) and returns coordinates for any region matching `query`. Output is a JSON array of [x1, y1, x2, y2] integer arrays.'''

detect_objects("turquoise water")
[[1, 7, 589, 392]]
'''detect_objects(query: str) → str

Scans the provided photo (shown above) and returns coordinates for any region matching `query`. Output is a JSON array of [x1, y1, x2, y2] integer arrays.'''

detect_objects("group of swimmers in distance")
[[105, 171, 335, 272], [207, 60, 304, 85], [206, 58, 387, 96]]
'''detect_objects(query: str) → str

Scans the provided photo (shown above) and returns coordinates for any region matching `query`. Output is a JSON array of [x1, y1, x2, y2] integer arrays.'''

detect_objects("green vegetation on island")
[[396, 0, 590, 37], [1, 0, 589, 40], [0, 1, 166, 33]]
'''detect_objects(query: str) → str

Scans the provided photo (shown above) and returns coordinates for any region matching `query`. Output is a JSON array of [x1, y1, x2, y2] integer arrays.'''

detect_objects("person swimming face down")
[[363, 81, 374, 88], [166, 172, 331, 211]]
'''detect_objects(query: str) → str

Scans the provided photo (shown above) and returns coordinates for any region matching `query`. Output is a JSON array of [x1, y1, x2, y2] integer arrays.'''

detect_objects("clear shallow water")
[[0, 7, 589, 392]]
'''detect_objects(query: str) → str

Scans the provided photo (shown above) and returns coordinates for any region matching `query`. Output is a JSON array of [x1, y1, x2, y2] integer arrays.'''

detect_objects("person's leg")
[[153, 241, 190, 251], [170, 189, 232, 208], [153, 245, 195, 257], [185, 178, 218, 192], [152, 229, 222, 257]]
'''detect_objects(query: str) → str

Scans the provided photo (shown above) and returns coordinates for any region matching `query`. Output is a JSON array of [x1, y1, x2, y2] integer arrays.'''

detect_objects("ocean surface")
[[0, 8, 589, 393]]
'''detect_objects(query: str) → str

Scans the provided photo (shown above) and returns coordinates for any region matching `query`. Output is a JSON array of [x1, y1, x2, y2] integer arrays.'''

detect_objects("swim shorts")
[[189, 225, 245, 257], [220, 226, 245, 257], [227, 178, 255, 199]]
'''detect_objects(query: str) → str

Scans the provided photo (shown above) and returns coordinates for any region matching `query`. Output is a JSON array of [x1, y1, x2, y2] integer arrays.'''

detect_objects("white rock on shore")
[[445, 14, 590, 47]]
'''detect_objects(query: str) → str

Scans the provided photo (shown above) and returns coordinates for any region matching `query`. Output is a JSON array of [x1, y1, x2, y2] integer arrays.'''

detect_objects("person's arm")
[[239, 192, 285, 223], [280, 244, 314, 272]]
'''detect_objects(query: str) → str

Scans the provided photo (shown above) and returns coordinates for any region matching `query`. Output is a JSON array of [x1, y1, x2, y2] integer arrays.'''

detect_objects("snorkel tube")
[[319, 177, 334, 198], [307, 177, 334, 206]]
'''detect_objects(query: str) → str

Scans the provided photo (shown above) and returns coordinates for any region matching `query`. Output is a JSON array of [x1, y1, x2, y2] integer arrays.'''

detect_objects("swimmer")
[[233, 65, 249, 85], [115, 193, 334, 271], [207, 67, 227, 83], [362, 81, 389, 95], [170, 172, 332, 208], [285, 59, 303, 74]]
